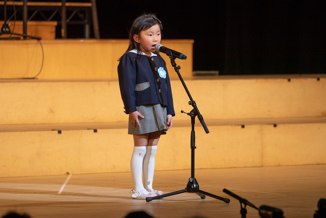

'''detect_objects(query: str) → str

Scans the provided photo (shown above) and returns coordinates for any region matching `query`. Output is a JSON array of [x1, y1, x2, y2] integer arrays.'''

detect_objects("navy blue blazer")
[[118, 50, 175, 116]]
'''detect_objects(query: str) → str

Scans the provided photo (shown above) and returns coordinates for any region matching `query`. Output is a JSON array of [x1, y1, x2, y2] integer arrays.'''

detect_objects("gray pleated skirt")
[[128, 104, 167, 135]]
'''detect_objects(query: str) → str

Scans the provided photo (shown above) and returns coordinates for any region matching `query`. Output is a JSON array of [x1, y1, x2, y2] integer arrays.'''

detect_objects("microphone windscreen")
[[155, 44, 163, 53]]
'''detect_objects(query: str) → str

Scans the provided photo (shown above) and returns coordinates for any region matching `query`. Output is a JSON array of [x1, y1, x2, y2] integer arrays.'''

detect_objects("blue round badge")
[[158, 67, 167, 79]]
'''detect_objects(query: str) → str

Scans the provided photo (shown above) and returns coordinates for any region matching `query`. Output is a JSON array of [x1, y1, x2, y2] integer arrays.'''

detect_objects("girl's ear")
[[133, 34, 140, 43]]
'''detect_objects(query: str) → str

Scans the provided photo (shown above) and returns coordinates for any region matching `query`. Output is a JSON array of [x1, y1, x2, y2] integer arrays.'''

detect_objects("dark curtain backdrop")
[[96, 0, 325, 75], [223, 1, 326, 75]]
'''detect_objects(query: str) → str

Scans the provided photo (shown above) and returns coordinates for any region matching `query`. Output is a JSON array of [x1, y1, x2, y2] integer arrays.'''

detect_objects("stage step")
[[1, 122, 326, 177], [1, 75, 326, 177], [1, 116, 326, 132], [1, 76, 326, 125]]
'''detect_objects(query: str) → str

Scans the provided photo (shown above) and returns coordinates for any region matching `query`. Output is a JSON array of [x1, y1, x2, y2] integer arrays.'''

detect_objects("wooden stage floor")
[[0, 165, 325, 218]]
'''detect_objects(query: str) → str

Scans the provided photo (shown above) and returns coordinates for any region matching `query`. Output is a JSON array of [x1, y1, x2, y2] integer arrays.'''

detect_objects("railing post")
[[61, 0, 67, 38], [90, 0, 100, 39]]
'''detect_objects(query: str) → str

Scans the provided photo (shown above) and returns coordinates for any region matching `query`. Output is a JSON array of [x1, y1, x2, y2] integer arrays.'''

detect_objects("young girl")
[[117, 14, 175, 200]]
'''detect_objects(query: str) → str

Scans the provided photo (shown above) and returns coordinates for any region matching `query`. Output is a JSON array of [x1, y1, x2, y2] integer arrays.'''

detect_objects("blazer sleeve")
[[118, 54, 137, 114]]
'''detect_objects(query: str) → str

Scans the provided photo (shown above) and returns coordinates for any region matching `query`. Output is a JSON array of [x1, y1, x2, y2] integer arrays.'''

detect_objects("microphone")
[[155, 44, 187, 60]]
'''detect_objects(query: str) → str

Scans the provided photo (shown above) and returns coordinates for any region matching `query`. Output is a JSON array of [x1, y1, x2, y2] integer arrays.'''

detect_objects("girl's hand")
[[167, 114, 173, 129], [129, 111, 144, 128]]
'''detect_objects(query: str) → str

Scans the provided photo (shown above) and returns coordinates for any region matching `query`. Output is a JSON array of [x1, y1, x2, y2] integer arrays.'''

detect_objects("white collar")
[[129, 49, 157, 57]]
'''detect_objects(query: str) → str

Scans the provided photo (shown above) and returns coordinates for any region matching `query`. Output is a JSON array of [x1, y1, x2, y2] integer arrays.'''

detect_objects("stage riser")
[[1, 123, 325, 177], [0, 40, 194, 80], [1, 78, 325, 125], [1, 76, 325, 177]]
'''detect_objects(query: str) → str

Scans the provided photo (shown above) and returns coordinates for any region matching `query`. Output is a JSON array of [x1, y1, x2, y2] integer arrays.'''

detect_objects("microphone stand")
[[0, 0, 41, 40], [146, 54, 230, 204], [223, 188, 258, 218]]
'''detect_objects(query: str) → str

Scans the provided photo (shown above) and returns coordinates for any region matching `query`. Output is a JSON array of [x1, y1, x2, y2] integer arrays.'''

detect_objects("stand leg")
[[146, 189, 187, 202], [198, 190, 230, 203], [241, 207, 247, 218]]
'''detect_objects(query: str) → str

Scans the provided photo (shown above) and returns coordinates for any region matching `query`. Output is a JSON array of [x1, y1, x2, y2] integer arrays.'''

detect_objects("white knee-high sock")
[[131, 146, 147, 191], [143, 145, 157, 191]]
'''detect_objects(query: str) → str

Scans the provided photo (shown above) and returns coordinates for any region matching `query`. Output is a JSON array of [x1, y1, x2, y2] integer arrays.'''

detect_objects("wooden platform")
[[0, 39, 194, 80], [0, 165, 325, 218]]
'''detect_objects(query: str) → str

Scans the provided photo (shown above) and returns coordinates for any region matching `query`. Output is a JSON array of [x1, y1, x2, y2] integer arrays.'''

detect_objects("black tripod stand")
[[0, 0, 41, 40], [146, 56, 230, 204]]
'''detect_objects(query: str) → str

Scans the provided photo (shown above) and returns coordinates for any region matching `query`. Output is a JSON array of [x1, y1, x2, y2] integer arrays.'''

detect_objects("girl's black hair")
[[126, 14, 163, 54]]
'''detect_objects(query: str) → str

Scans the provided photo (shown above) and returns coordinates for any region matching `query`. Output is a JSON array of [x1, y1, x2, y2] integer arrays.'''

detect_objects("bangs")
[[133, 15, 163, 34], [141, 16, 163, 31]]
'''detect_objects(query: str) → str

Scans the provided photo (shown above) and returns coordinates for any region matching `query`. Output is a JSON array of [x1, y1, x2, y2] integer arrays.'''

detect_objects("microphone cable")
[[0, 39, 45, 80]]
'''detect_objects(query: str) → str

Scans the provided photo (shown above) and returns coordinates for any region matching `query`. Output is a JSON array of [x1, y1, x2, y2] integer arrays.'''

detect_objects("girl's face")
[[133, 24, 161, 56]]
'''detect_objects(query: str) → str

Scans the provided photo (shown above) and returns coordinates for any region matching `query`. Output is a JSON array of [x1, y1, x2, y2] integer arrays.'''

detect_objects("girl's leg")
[[130, 134, 149, 192], [143, 131, 161, 193]]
